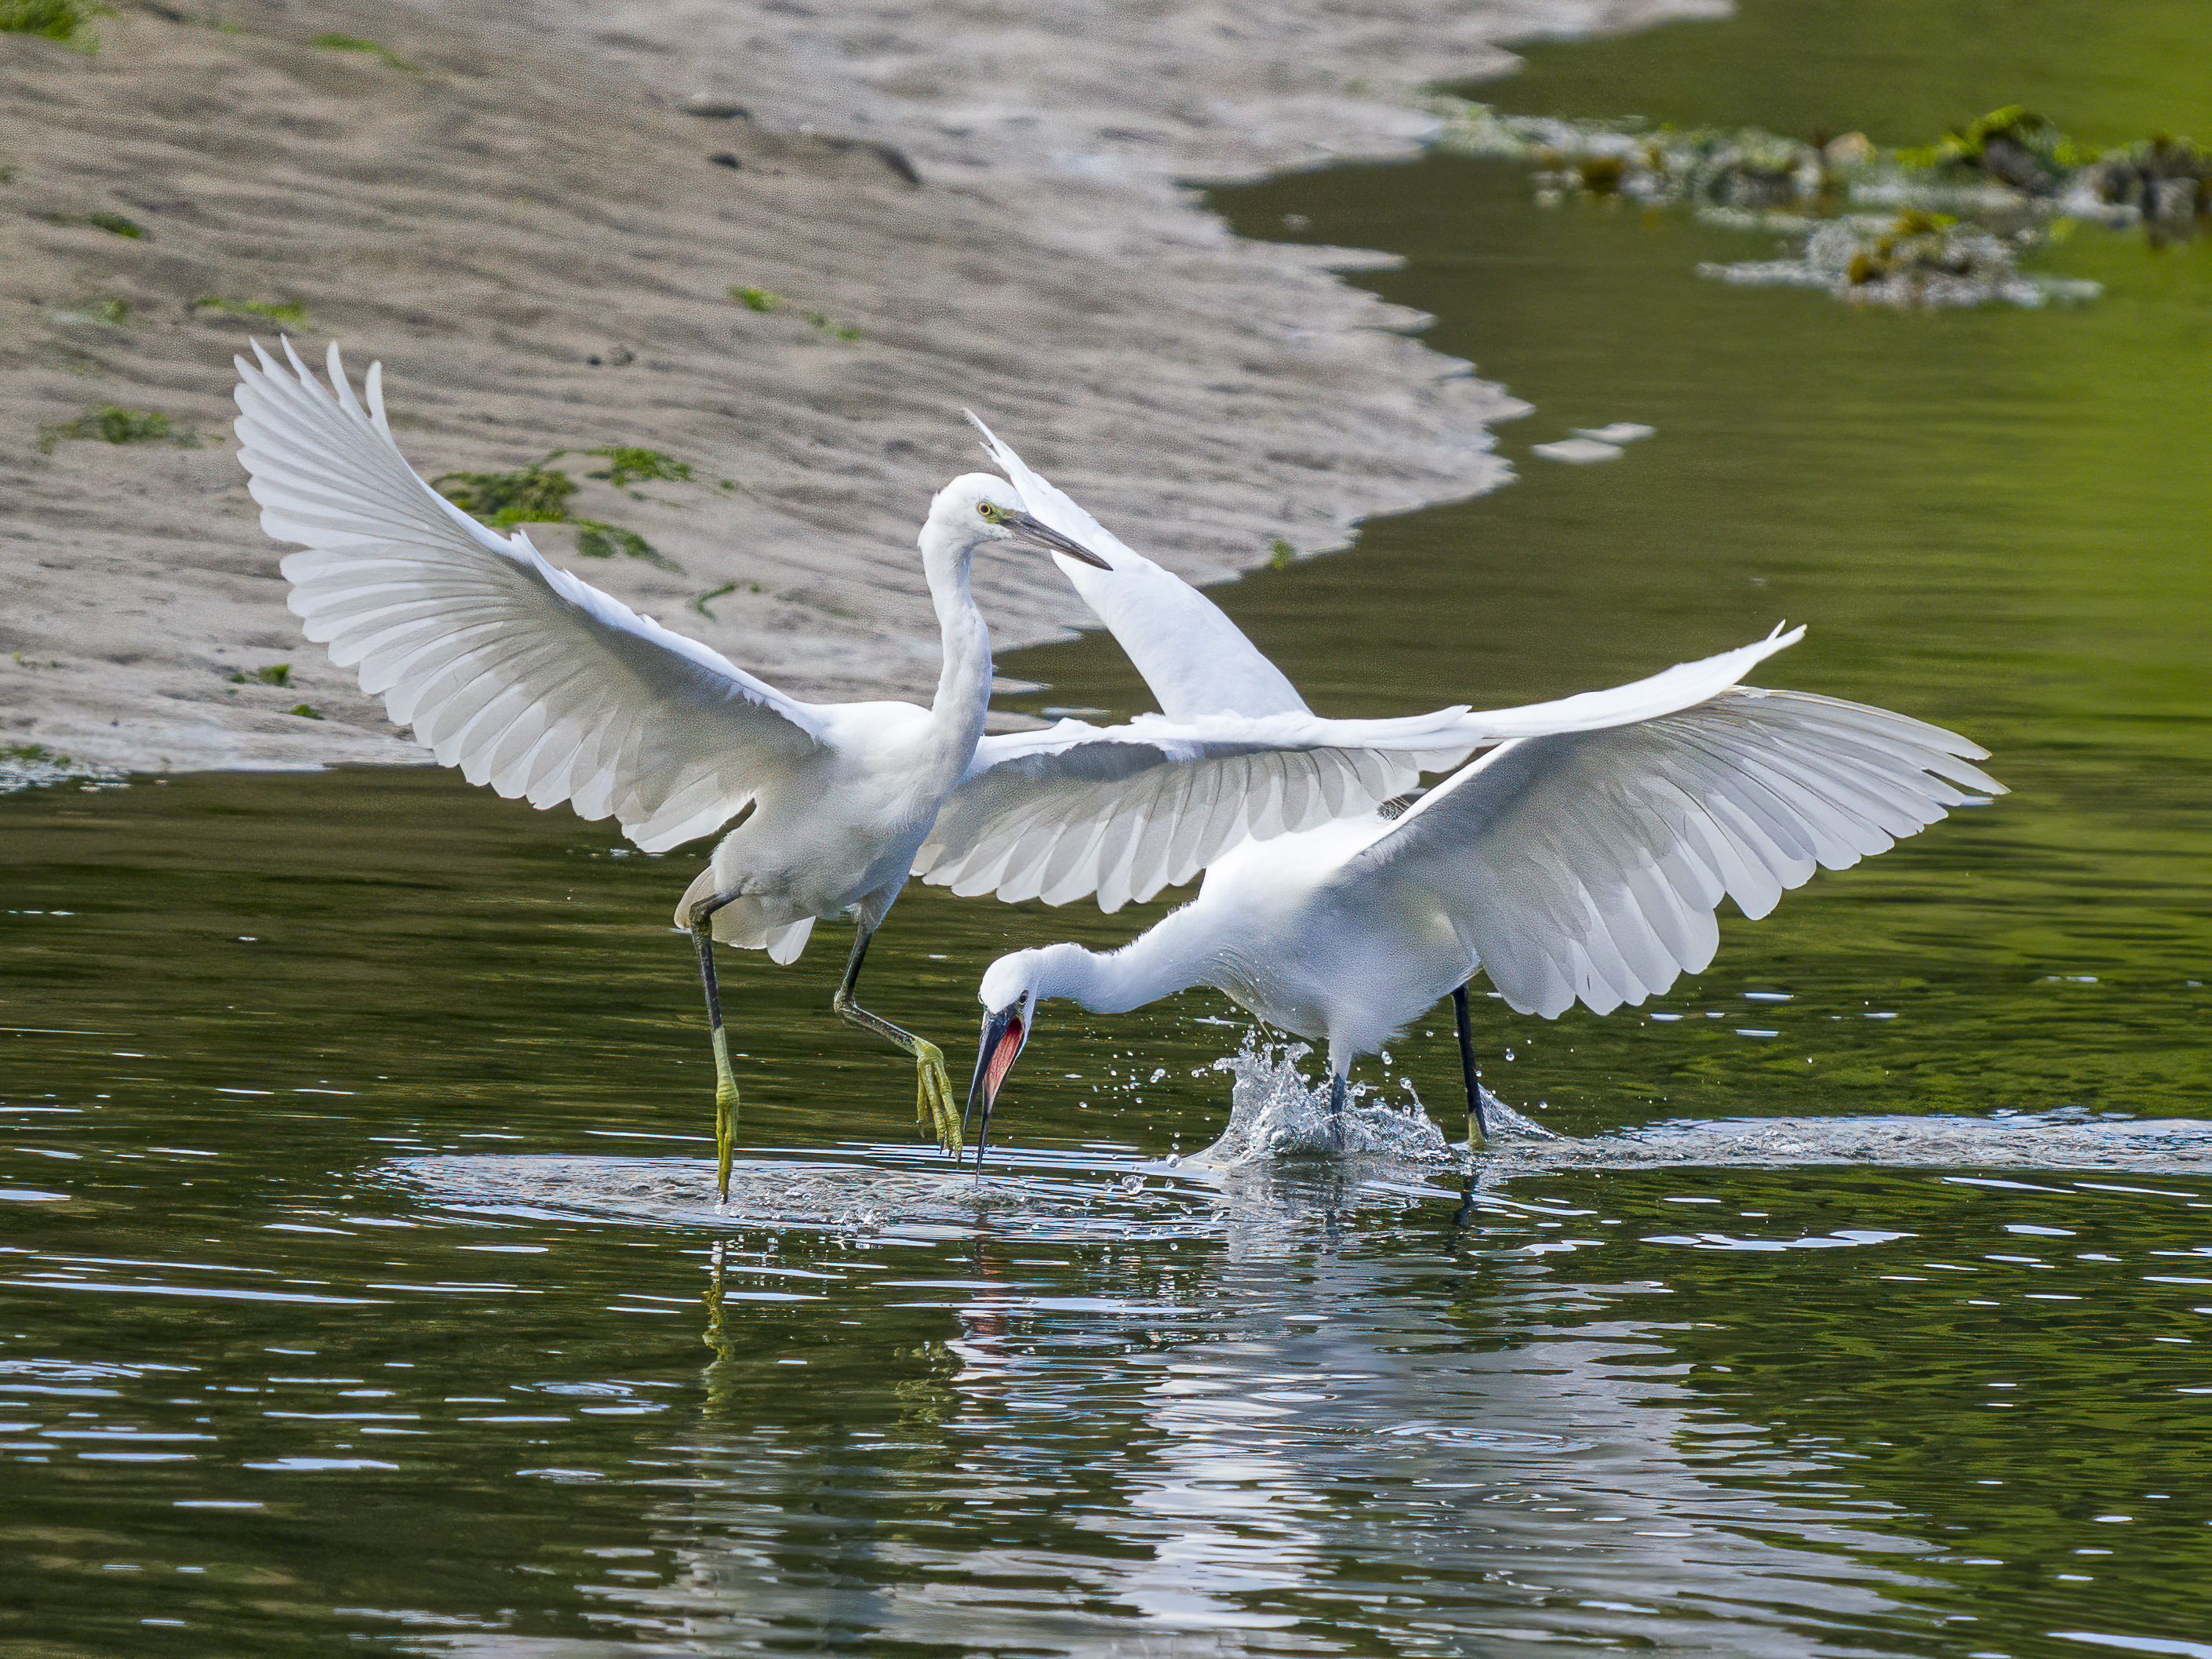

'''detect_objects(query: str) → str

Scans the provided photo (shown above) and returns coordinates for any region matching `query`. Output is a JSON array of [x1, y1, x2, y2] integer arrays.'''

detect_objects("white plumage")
[[239, 343, 1736, 1189], [237, 340, 835, 862], [969, 664, 2003, 1161], [966, 413, 1309, 722], [232, 339, 1124, 1191], [1344, 686, 1999, 1022], [914, 629, 1805, 914], [234, 341, 1986, 1183], [922, 419, 1821, 911]]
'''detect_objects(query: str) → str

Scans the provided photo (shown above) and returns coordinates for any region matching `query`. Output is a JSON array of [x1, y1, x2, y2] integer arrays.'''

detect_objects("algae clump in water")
[[431, 464, 578, 528], [1432, 98, 2207, 309], [42, 209, 144, 237], [573, 522, 671, 566], [51, 297, 130, 326], [1, 742, 122, 793], [551, 446, 694, 489]]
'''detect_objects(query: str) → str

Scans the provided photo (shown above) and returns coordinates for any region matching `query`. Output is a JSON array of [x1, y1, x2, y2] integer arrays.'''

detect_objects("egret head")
[[926, 474, 1111, 569], [966, 948, 1047, 1165]]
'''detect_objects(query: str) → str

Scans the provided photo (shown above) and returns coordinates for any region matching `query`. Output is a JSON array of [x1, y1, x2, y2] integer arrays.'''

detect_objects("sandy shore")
[[2, 0, 1712, 774]]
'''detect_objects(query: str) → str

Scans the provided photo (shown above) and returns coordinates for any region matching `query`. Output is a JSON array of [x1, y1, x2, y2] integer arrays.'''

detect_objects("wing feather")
[[235, 340, 831, 851], [912, 628, 1832, 912], [1346, 687, 2001, 1017], [1153, 762, 1213, 891], [970, 417, 1311, 720]]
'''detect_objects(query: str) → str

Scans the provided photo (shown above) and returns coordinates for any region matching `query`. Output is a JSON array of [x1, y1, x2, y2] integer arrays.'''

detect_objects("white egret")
[[232, 342, 1887, 1193], [911, 420, 1818, 930], [960, 415, 1315, 724], [911, 414, 1822, 915], [969, 668, 2003, 1161], [231, 340, 1113, 1194]]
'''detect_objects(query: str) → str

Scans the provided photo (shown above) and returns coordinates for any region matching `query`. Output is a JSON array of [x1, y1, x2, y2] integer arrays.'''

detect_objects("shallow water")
[[7, 1, 2212, 1654]]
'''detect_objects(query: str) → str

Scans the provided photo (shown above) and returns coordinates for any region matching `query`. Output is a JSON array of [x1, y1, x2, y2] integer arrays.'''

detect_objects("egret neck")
[[916, 523, 993, 780]]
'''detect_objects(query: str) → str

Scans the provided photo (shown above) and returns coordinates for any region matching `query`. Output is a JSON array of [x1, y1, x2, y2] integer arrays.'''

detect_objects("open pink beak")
[[964, 1005, 1028, 1167]]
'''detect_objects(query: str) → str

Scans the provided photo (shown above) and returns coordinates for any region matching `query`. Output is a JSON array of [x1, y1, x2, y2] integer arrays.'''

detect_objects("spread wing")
[[913, 711, 1462, 912], [233, 340, 829, 852], [912, 628, 1817, 913], [1341, 688, 2004, 1018], [962, 421, 1828, 915], [970, 414, 1309, 719]]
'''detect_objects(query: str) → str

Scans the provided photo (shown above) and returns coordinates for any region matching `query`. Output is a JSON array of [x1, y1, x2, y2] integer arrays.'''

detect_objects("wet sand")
[[3, 0, 1710, 774]]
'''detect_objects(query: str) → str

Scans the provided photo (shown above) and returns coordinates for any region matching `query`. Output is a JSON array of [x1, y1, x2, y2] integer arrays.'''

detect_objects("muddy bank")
[[2, 0, 1712, 774]]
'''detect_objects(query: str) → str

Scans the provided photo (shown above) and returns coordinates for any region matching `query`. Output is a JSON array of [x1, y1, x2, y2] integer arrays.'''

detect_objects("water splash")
[[1185, 1034, 1457, 1170], [1482, 1094, 1559, 1141], [391, 1100, 2212, 1238], [396, 1154, 1234, 1239]]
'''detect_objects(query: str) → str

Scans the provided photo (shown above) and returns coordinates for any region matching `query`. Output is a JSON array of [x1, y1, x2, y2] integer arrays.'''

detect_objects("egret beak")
[[1004, 511, 1112, 570], [964, 1003, 1029, 1168]]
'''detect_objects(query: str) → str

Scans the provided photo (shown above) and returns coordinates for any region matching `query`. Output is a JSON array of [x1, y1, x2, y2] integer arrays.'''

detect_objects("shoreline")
[[2, 0, 1717, 777]]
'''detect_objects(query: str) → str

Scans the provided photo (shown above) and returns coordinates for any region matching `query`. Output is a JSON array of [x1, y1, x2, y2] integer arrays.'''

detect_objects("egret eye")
[[977, 502, 1005, 522]]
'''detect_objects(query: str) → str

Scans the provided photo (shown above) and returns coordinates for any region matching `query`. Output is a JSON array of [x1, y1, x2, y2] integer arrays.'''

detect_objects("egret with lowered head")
[[235, 344, 1714, 1195], [969, 652, 2003, 1161], [235, 344, 1923, 1194]]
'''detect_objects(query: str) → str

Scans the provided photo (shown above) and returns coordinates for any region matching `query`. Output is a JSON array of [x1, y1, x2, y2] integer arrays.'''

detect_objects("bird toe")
[[914, 1041, 962, 1156]]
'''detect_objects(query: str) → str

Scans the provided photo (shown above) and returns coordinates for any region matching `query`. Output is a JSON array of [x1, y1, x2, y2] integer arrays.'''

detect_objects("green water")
[[6, 1, 2212, 1654]]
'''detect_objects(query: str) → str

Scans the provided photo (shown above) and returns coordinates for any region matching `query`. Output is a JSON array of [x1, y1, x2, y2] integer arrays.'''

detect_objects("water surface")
[[5, 1, 2211, 1654]]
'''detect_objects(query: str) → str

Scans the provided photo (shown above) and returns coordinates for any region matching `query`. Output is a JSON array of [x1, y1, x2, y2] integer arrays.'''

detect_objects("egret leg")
[[1326, 1072, 1348, 1154], [689, 907, 742, 1202], [833, 926, 962, 1156], [1453, 982, 1507, 1152]]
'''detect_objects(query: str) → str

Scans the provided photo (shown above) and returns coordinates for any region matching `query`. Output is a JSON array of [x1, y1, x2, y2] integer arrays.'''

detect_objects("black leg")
[[1452, 1171, 1477, 1232], [1453, 983, 1493, 1150], [832, 923, 959, 1155], [1326, 1071, 1348, 1154]]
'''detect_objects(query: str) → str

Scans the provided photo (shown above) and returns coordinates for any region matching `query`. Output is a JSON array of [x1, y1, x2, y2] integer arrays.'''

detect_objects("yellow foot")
[[914, 1039, 962, 1156], [715, 1080, 740, 1202]]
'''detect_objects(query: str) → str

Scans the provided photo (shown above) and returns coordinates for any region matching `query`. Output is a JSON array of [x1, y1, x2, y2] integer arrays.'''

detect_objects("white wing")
[[914, 708, 1468, 912], [1429, 625, 1805, 744], [914, 629, 1815, 913], [233, 340, 829, 853], [975, 420, 1796, 736], [969, 415, 1308, 719], [1344, 688, 2004, 1018]]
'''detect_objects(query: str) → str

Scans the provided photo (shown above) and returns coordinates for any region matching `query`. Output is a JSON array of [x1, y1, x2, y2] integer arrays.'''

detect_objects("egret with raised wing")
[[234, 345, 1703, 1193], [911, 419, 1821, 915], [233, 344, 1885, 1195], [969, 661, 2003, 1162], [232, 340, 1111, 1195]]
